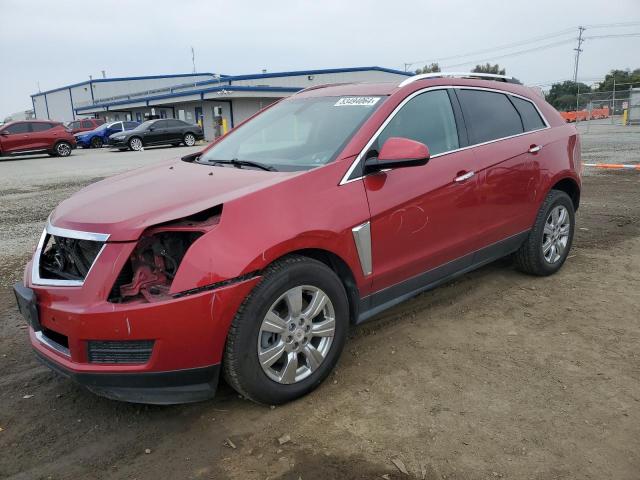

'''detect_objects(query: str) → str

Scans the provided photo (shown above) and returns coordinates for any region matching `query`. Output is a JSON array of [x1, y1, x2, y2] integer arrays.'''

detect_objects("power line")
[[404, 27, 576, 69], [584, 21, 640, 29], [441, 38, 575, 69], [585, 32, 640, 40]]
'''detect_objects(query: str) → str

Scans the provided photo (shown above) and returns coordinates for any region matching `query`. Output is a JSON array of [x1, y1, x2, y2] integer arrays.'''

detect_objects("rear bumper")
[[34, 348, 220, 404]]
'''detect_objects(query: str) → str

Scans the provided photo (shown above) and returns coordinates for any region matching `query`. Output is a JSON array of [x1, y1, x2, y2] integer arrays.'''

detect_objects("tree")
[[545, 80, 591, 111], [415, 63, 441, 74], [472, 63, 506, 75], [595, 68, 640, 98]]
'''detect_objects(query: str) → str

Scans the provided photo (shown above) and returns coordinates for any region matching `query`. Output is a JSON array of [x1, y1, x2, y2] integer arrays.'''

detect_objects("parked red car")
[[0, 120, 76, 157], [15, 73, 581, 405], [66, 118, 105, 135]]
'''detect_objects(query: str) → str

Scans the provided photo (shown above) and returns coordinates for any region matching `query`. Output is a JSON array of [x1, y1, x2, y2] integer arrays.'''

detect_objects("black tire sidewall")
[[227, 259, 349, 404], [91, 137, 103, 148], [532, 191, 575, 275]]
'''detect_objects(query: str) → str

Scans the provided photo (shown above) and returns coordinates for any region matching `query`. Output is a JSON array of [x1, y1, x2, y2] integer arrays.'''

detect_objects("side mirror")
[[0, 130, 10, 136], [364, 137, 430, 173]]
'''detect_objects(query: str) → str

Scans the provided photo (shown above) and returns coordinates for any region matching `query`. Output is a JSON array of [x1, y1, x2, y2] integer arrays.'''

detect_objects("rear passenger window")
[[377, 90, 459, 155], [457, 90, 523, 144], [30, 123, 54, 132], [511, 96, 546, 132], [81, 120, 93, 128]]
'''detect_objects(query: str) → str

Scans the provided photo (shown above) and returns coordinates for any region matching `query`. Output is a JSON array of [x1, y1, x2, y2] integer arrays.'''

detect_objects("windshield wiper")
[[210, 158, 277, 172]]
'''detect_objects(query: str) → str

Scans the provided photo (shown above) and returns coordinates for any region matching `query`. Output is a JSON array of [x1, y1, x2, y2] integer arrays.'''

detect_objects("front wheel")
[[224, 255, 349, 404], [183, 133, 196, 146], [128, 137, 143, 151], [90, 137, 103, 148], [54, 141, 72, 157], [515, 190, 575, 276]]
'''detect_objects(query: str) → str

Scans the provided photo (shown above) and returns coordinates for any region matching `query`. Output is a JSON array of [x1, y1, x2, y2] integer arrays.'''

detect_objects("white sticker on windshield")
[[334, 97, 381, 107]]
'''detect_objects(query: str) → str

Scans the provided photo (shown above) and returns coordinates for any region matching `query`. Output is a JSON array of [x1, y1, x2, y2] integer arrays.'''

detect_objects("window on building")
[[376, 89, 459, 156], [510, 96, 546, 132], [457, 89, 524, 144]]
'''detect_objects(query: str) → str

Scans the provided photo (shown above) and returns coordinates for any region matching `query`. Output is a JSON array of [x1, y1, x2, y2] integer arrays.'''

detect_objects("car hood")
[[49, 159, 299, 241]]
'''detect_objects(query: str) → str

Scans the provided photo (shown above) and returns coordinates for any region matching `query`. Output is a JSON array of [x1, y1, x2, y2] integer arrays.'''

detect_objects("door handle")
[[454, 171, 475, 182], [528, 144, 542, 153]]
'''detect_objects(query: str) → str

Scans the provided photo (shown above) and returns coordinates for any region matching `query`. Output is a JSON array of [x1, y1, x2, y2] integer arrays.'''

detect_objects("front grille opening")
[[42, 327, 69, 349], [87, 340, 154, 364], [39, 234, 104, 281]]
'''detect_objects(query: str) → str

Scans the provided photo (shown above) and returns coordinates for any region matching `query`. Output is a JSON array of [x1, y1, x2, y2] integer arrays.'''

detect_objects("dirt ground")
[[0, 129, 639, 480]]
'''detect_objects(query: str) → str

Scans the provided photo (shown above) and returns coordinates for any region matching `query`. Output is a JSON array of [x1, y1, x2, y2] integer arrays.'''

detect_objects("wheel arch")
[[549, 176, 581, 211], [272, 248, 361, 324]]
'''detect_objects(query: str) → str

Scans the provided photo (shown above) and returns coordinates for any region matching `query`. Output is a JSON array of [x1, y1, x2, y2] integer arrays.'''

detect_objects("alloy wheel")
[[542, 205, 570, 263], [257, 285, 336, 385], [184, 133, 196, 146], [130, 138, 143, 151], [56, 143, 71, 157]]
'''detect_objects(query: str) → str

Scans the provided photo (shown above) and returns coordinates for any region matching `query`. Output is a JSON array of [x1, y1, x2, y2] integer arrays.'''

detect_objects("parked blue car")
[[74, 121, 140, 148]]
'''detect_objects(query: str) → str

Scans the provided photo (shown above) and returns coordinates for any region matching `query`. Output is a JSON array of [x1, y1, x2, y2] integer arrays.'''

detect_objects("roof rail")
[[294, 82, 354, 95], [398, 72, 522, 88]]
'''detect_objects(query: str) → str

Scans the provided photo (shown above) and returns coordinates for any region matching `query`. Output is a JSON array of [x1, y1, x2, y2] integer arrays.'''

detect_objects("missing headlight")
[[109, 205, 221, 303]]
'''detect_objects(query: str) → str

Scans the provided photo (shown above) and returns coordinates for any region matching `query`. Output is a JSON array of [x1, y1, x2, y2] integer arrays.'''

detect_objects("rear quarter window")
[[510, 96, 546, 131], [457, 89, 524, 144]]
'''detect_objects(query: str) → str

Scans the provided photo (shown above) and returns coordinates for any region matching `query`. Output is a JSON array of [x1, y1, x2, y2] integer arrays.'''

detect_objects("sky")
[[1, 0, 639, 118]]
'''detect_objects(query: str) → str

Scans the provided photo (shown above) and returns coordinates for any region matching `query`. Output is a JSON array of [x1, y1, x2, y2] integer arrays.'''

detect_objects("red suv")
[[14, 73, 581, 405], [67, 118, 105, 135], [0, 120, 76, 157]]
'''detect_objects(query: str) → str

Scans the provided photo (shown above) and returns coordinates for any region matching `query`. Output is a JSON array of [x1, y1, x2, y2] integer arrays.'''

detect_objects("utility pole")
[[573, 26, 586, 83], [574, 26, 586, 117], [191, 46, 197, 74], [404, 62, 411, 72]]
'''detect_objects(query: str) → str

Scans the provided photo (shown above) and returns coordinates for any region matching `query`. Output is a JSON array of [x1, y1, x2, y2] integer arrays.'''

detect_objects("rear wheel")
[[515, 190, 575, 276], [54, 141, 72, 157], [90, 137, 103, 148], [183, 133, 196, 146], [224, 255, 349, 404], [128, 137, 143, 151]]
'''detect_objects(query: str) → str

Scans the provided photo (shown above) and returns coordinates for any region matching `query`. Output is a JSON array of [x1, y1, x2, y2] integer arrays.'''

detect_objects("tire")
[[54, 141, 72, 157], [90, 137, 103, 148], [224, 255, 349, 404], [128, 137, 143, 151], [183, 133, 196, 147], [515, 190, 575, 276]]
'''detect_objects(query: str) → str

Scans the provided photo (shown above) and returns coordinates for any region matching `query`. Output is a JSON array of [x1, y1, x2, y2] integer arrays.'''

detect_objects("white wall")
[[231, 98, 277, 125], [91, 75, 213, 103]]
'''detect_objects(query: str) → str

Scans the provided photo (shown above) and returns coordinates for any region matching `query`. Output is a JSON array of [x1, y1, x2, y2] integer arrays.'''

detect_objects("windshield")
[[92, 123, 110, 132], [197, 95, 384, 171]]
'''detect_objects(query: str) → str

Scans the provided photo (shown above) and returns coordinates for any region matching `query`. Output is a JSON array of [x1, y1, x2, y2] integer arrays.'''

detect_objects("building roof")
[[71, 66, 411, 113], [31, 73, 217, 97]]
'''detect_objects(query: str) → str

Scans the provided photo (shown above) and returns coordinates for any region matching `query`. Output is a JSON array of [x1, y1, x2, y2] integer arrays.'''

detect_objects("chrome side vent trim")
[[352, 222, 372, 276]]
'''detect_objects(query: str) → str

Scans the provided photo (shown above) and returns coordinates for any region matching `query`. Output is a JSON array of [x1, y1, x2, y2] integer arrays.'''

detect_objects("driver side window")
[[376, 89, 459, 156]]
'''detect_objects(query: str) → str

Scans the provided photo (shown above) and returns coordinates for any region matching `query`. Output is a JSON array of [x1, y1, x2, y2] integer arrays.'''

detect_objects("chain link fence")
[[568, 87, 640, 127]]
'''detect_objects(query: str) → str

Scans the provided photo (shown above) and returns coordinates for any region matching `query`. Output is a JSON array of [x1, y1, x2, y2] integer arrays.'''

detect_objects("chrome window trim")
[[31, 221, 109, 287], [339, 85, 550, 186], [398, 72, 520, 88], [35, 330, 71, 357]]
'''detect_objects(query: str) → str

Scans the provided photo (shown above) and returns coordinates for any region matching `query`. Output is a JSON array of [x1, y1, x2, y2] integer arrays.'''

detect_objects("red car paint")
[[0, 120, 76, 156], [18, 77, 581, 403], [66, 118, 105, 135]]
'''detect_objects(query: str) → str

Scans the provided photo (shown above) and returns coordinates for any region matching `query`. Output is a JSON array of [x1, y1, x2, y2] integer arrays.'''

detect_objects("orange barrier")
[[583, 162, 640, 170], [560, 106, 609, 122]]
